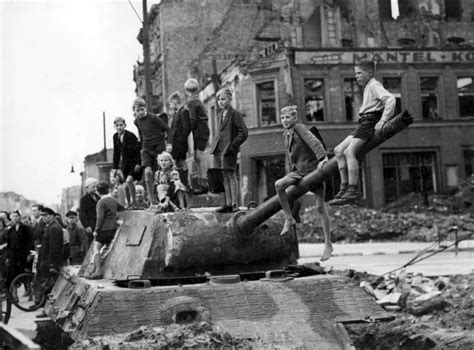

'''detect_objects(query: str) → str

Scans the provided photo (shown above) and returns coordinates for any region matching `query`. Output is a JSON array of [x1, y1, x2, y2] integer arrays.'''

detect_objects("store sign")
[[295, 50, 474, 65]]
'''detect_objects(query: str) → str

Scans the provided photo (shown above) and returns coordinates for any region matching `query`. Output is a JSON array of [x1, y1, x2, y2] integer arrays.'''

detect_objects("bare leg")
[[275, 176, 298, 235], [343, 137, 367, 186], [144, 167, 156, 205], [176, 191, 185, 209], [89, 241, 103, 278], [126, 175, 136, 206], [315, 194, 332, 261], [334, 135, 353, 186]]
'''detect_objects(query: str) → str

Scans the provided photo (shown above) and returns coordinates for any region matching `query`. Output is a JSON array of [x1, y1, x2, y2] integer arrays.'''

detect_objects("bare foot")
[[281, 217, 297, 236], [320, 244, 333, 261]]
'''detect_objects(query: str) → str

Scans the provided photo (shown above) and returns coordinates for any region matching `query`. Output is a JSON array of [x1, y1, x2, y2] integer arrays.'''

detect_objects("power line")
[[128, 0, 143, 23]]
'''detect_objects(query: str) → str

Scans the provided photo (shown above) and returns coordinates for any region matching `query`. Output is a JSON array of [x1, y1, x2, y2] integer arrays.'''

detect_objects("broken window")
[[464, 148, 474, 178], [344, 78, 362, 122], [457, 77, 474, 118], [304, 78, 325, 122], [334, 0, 350, 20], [383, 151, 438, 204], [256, 81, 277, 126], [378, 0, 392, 19], [254, 155, 286, 202], [382, 77, 402, 115], [445, 0, 462, 20], [420, 77, 439, 120]]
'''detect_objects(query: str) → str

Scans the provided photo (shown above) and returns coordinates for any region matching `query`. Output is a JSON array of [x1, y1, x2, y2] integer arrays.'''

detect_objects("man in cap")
[[66, 210, 88, 265]]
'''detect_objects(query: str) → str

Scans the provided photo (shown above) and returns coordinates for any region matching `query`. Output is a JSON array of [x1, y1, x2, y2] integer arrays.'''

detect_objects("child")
[[154, 152, 186, 212], [133, 98, 169, 208], [134, 185, 148, 210], [112, 117, 142, 208], [329, 61, 395, 206], [87, 181, 125, 279], [184, 78, 210, 195], [210, 88, 248, 213], [109, 169, 127, 207], [167, 91, 192, 188], [275, 105, 333, 261]]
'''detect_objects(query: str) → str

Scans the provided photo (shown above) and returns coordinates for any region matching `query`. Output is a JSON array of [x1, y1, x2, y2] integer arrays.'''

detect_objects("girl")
[[154, 152, 186, 212]]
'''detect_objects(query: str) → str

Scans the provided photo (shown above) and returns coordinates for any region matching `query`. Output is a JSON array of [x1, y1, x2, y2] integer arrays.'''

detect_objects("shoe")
[[35, 311, 48, 318], [192, 184, 209, 195], [215, 204, 232, 213], [231, 204, 240, 212], [328, 185, 348, 206], [329, 188, 359, 206]]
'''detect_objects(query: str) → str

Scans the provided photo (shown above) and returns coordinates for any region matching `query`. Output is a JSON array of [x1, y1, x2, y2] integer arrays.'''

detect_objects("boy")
[[184, 78, 210, 195], [275, 105, 333, 261], [329, 61, 395, 206], [133, 98, 169, 208], [112, 117, 142, 208], [210, 88, 248, 213], [134, 185, 148, 210], [166, 91, 192, 188], [87, 181, 125, 279], [65, 210, 88, 265]]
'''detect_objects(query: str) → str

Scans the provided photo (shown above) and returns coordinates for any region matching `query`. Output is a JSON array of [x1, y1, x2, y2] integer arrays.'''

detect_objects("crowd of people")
[[1, 60, 395, 289]]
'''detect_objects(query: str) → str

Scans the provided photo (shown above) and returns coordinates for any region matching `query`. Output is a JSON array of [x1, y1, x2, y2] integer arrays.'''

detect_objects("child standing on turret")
[[133, 98, 169, 208], [184, 78, 210, 195], [275, 105, 333, 261], [210, 88, 248, 213], [155, 152, 186, 212]]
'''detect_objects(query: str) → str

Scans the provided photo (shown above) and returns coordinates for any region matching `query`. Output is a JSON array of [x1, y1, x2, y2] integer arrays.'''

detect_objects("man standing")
[[66, 210, 88, 265], [79, 178, 99, 244]]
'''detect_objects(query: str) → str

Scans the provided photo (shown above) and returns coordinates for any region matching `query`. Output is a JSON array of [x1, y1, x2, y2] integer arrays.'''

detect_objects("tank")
[[42, 111, 413, 348]]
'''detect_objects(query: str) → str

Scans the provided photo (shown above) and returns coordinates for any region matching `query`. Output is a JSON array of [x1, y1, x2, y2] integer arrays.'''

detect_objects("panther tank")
[[41, 111, 413, 348]]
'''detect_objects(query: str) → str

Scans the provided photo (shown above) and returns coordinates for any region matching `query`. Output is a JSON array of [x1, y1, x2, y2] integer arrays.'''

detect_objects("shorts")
[[214, 152, 237, 170], [286, 172, 326, 197], [193, 122, 210, 151], [141, 142, 165, 170], [96, 229, 116, 245], [351, 112, 382, 140], [122, 162, 143, 180]]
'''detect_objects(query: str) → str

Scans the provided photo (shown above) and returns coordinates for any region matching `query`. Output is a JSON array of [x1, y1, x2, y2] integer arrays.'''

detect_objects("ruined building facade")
[[135, 0, 474, 208]]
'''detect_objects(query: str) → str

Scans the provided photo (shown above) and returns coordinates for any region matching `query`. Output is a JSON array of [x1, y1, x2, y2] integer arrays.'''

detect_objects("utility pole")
[[142, 0, 153, 109], [103, 111, 107, 161]]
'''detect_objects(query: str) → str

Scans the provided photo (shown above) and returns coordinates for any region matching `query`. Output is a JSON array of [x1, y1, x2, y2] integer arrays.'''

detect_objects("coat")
[[39, 219, 64, 273], [210, 106, 248, 156], [113, 129, 141, 169], [285, 123, 327, 176], [168, 106, 192, 160], [79, 192, 99, 232]]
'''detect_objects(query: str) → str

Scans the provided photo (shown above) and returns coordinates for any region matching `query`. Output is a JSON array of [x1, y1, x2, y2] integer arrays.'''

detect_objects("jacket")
[[113, 129, 141, 169], [210, 106, 248, 155]]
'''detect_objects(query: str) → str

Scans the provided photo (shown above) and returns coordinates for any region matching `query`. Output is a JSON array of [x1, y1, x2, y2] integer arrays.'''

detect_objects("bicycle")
[[9, 249, 58, 312], [0, 280, 11, 324]]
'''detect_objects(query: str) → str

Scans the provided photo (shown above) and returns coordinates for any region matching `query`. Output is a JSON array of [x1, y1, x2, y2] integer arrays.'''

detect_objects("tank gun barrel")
[[233, 110, 414, 235]]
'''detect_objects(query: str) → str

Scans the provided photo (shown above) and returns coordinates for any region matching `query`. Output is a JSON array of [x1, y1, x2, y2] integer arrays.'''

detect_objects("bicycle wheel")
[[9, 272, 46, 312], [1, 281, 12, 324]]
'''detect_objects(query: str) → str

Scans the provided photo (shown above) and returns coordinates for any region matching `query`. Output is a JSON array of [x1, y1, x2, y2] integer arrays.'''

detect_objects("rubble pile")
[[298, 194, 474, 243], [344, 271, 474, 349], [70, 322, 267, 349]]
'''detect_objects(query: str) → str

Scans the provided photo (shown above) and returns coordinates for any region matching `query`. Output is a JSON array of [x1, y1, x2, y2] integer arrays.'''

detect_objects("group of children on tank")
[[107, 60, 395, 265]]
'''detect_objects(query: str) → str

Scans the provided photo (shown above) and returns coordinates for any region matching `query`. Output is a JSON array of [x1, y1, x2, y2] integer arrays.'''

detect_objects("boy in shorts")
[[275, 105, 333, 261], [329, 61, 395, 206], [87, 181, 125, 279], [112, 117, 142, 208], [133, 98, 169, 207], [184, 78, 210, 194]]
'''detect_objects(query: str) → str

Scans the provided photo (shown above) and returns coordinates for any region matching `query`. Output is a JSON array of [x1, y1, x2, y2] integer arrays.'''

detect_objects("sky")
[[1, 0, 157, 205]]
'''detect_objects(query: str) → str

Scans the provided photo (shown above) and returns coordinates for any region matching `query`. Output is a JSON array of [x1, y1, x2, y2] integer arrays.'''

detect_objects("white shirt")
[[359, 78, 396, 122]]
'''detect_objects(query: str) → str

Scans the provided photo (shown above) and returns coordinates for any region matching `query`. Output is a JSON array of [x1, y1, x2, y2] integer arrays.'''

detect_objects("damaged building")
[[134, 0, 474, 208]]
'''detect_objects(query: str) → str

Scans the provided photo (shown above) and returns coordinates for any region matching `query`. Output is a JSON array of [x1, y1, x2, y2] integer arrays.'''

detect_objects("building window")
[[458, 77, 474, 118], [383, 151, 438, 204], [304, 78, 325, 122], [383, 77, 402, 116], [344, 78, 362, 121], [256, 81, 277, 126], [445, 0, 461, 20], [420, 77, 439, 120], [464, 148, 474, 178], [255, 155, 286, 203]]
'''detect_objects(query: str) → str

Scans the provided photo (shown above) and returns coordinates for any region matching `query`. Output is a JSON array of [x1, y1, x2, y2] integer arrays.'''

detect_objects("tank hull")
[[45, 266, 390, 348]]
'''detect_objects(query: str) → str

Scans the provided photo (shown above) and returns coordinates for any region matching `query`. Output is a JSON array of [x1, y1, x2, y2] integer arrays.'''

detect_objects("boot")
[[193, 178, 209, 195]]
